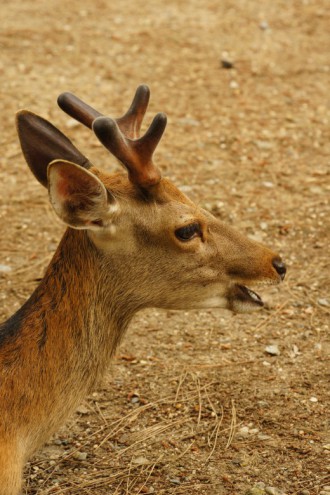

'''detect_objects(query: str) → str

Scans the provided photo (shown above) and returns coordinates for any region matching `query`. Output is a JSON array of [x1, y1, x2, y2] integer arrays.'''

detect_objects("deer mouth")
[[237, 284, 263, 305], [227, 284, 264, 313]]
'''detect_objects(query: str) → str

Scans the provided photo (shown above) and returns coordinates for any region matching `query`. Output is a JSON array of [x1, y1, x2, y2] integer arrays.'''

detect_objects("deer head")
[[16, 86, 286, 314]]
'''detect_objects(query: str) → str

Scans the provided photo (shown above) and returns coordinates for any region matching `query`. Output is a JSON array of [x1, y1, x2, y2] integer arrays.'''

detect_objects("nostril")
[[272, 257, 287, 280]]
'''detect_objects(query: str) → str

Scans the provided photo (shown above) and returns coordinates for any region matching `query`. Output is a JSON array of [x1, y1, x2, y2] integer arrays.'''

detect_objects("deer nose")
[[272, 257, 287, 280]]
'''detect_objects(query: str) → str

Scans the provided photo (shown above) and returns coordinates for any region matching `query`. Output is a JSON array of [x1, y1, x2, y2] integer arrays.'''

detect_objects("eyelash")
[[175, 223, 202, 242]]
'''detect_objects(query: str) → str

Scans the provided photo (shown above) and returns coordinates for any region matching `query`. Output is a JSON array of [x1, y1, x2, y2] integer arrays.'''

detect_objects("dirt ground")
[[1, 1, 329, 494]]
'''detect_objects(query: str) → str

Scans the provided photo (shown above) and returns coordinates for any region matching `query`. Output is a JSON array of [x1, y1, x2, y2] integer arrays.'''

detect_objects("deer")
[[0, 85, 286, 495]]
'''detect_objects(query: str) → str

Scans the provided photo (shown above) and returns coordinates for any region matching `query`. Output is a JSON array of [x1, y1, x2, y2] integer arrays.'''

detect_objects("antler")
[[93, 113, 167, 187], [57, 85, 167, 188]]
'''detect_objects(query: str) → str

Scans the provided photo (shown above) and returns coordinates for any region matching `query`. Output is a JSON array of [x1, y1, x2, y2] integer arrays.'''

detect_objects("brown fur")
[[0, 112, 285, 494]]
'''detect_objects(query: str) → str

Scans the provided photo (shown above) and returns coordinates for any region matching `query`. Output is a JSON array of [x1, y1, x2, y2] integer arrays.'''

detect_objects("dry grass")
[[26, 374, 239, 494]]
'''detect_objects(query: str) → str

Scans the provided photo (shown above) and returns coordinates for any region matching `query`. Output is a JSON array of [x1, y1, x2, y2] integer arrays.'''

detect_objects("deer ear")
[[48, 160, 116, 230], [16, 110, 92, 187]]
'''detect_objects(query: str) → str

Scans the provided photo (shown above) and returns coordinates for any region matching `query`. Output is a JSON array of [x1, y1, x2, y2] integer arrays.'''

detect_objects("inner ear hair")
[[48, 160, 112, 229]]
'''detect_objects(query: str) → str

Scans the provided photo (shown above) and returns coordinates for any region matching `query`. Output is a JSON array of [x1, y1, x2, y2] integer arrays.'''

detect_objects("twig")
[[225, 399, 237, 449], [175, 370, 188, 403]]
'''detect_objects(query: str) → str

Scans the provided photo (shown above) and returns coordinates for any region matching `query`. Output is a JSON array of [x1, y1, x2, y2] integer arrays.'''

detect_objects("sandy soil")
[[0, 1, 329, 494]]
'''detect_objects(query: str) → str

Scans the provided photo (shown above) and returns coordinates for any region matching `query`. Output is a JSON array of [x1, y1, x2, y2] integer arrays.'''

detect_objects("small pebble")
[[0, 264, 12, 273], [65, 118, 80, 129], [73, 452, 87, 461], [229, 80, 239, 89], [245, 483, 286, 495], [265, 344, 280, 356], [318, 298, 329, 307], [245, 487, 265, 495], [259, 20, 269, 30], [238, 426, 250, 437], [258, 434, 272, 441], [265, 487, 280, 495], [178, 117, 200, 126], [179, 185, 193, 193], [221, 59, 234, 69], [132, 456, 149, 465], [76, 405, 89, 414], [309, 397, 318, 403], [255, 140, 273, 150]]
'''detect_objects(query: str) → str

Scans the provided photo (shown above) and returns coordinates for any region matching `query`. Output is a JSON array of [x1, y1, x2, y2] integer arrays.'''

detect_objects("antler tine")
[[116, 84, 150, 139], [57, 85, 150, 139], [93, 112, 167, 188], [57, 92, 102, 129]]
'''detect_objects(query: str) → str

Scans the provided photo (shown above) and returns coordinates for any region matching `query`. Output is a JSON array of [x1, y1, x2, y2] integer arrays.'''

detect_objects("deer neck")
[[24, 228, 139, 375], [0, 228, 141, 454]]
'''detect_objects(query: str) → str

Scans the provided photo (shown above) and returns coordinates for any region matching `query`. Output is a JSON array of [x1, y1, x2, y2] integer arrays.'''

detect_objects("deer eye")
[[175, 223, 201, 242]]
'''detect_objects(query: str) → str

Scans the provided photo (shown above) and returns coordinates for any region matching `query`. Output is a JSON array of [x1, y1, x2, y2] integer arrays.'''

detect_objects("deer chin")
[[227, 283, 264, 313]]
